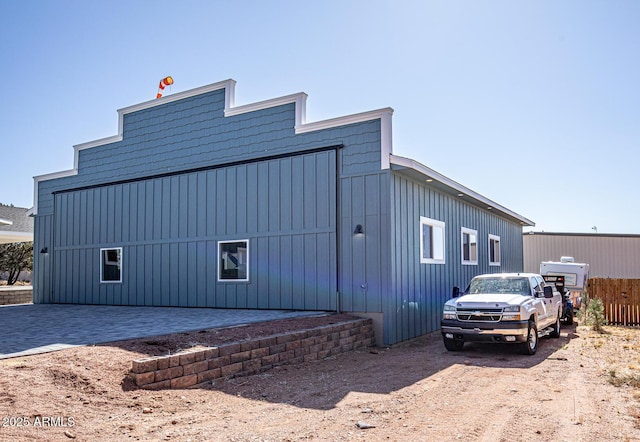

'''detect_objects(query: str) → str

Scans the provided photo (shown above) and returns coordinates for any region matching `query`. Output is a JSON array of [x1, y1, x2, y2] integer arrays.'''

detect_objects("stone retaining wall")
[[130, 317, 374, 390], [0, 287, 33, 305]]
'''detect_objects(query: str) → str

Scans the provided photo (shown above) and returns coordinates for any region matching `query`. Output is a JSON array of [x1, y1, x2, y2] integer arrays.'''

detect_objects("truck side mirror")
[[543, 286, 554, 299], [452, 286, 460, 298]]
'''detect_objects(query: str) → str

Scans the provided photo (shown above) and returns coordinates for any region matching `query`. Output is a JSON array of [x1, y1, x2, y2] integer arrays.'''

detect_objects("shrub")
[[0, 242, 33, 285], [584, 297, 607, 332]]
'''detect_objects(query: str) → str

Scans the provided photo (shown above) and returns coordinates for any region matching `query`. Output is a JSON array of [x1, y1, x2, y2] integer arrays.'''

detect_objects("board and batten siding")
[[387, 173, 524, 344], [338, 171, 391, 315], [32, 214, 53, 304], [44, 150, 337, 310], [34, 84, 387, 309]]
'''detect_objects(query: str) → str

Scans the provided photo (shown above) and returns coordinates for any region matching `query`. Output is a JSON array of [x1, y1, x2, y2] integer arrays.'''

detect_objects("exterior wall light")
[[40, 247, 48, 254], [354, 224, 364, 235]]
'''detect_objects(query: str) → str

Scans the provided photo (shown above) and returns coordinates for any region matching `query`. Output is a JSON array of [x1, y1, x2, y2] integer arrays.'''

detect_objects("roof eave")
[[389, 154, 535, 227]]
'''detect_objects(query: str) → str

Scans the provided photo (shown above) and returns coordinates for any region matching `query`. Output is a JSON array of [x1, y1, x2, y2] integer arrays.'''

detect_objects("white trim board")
[[31, 79, 394, 214], [390, 154, 534, 227]]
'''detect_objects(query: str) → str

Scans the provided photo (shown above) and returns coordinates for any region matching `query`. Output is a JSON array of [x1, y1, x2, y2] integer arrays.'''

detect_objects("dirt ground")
[[1, 314, 639, 442]]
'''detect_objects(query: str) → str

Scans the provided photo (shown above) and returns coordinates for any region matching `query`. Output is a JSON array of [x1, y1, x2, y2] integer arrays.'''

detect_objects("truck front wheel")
[[443, 338, 464, 352], [521, 320, 538, 355]]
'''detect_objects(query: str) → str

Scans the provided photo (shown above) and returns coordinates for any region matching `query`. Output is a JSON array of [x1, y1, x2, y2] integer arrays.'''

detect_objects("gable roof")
[[0, 205, 33, 244]]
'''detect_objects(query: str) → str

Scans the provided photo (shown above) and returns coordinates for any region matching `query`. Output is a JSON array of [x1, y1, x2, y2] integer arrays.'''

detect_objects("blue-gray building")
[[31, 79, 533, 345]]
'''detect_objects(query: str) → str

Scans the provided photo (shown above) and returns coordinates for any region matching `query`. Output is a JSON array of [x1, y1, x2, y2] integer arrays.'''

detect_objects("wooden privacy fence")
[[588, 278, 640, 326]]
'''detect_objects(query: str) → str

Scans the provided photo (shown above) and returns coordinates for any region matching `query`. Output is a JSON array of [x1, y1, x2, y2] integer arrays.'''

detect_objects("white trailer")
[[540, 257, 589, 310]]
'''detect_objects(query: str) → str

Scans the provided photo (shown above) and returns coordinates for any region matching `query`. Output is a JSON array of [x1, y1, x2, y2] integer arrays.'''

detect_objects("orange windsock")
[[156, 76, 174, 99]]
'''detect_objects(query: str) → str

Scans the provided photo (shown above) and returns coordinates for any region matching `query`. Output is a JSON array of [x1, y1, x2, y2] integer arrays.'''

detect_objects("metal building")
[[523, 232, 640, 279], [31, 79, 533, 345]]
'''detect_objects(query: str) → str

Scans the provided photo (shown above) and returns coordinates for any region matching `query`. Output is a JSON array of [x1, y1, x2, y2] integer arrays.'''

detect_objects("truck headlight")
[[502, 305, 521, 321], [443, 304, 456, 320], [502, 314, 521, 321]]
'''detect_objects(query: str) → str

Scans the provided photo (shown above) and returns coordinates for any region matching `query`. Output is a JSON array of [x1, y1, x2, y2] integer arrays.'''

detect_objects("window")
[[489, 234, 501, 266], [530, 276, 544, 296], [218, 240, 249, 281], [535, 276, 546, 294], [100, 248, 122, 283], [420, 216, 445, 264], [461, 227, 478, 265]]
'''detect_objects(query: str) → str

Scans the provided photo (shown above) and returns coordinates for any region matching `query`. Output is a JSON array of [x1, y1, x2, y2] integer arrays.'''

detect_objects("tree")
[[0, 242, 33, 285]]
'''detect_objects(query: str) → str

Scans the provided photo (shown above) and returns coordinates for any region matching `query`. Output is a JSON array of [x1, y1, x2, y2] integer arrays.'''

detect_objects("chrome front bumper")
[[441, 319, 529, 342]]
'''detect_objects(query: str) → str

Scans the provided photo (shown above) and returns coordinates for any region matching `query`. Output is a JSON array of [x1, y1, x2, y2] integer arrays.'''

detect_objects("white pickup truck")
[[441, 273, 563, 355]]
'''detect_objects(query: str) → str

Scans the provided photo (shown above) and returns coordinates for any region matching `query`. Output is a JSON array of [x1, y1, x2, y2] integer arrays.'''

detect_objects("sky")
[[1, 0, 638, 234]]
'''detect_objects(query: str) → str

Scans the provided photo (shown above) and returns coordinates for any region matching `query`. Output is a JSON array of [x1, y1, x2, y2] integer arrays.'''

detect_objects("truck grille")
[[456, 308, 502, 322]]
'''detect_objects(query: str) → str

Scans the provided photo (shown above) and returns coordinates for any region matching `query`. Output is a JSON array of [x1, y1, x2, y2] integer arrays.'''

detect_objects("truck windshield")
[[468, 277, 530, 296]]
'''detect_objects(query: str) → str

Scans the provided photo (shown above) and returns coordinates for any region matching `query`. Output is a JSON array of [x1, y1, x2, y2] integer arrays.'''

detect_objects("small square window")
[[218, 240, 249, 281], [420, 216, 445, 264], [489, 234, 501, 266], [100, 248, 122, 283], [461, 227, 478, 265]]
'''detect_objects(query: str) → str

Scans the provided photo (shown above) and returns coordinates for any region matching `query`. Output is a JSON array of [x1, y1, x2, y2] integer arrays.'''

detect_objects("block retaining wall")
[[0, 287, 33, 305], [131, 318, 374, 390]]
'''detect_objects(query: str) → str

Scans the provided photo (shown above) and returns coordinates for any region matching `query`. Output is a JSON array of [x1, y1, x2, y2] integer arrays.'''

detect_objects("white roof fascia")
[[294, 107, 393, 134], [380, 110, 393, 169], [390, 154, 534, 227], [224, 92, 308, 130], [296, 107, 394, 170], [30, 80, 236, 215], [31, 79, 393, 214], [74, 79, 238, 152], [31, 168, 79, 215], [119, 79, 236, 116]]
